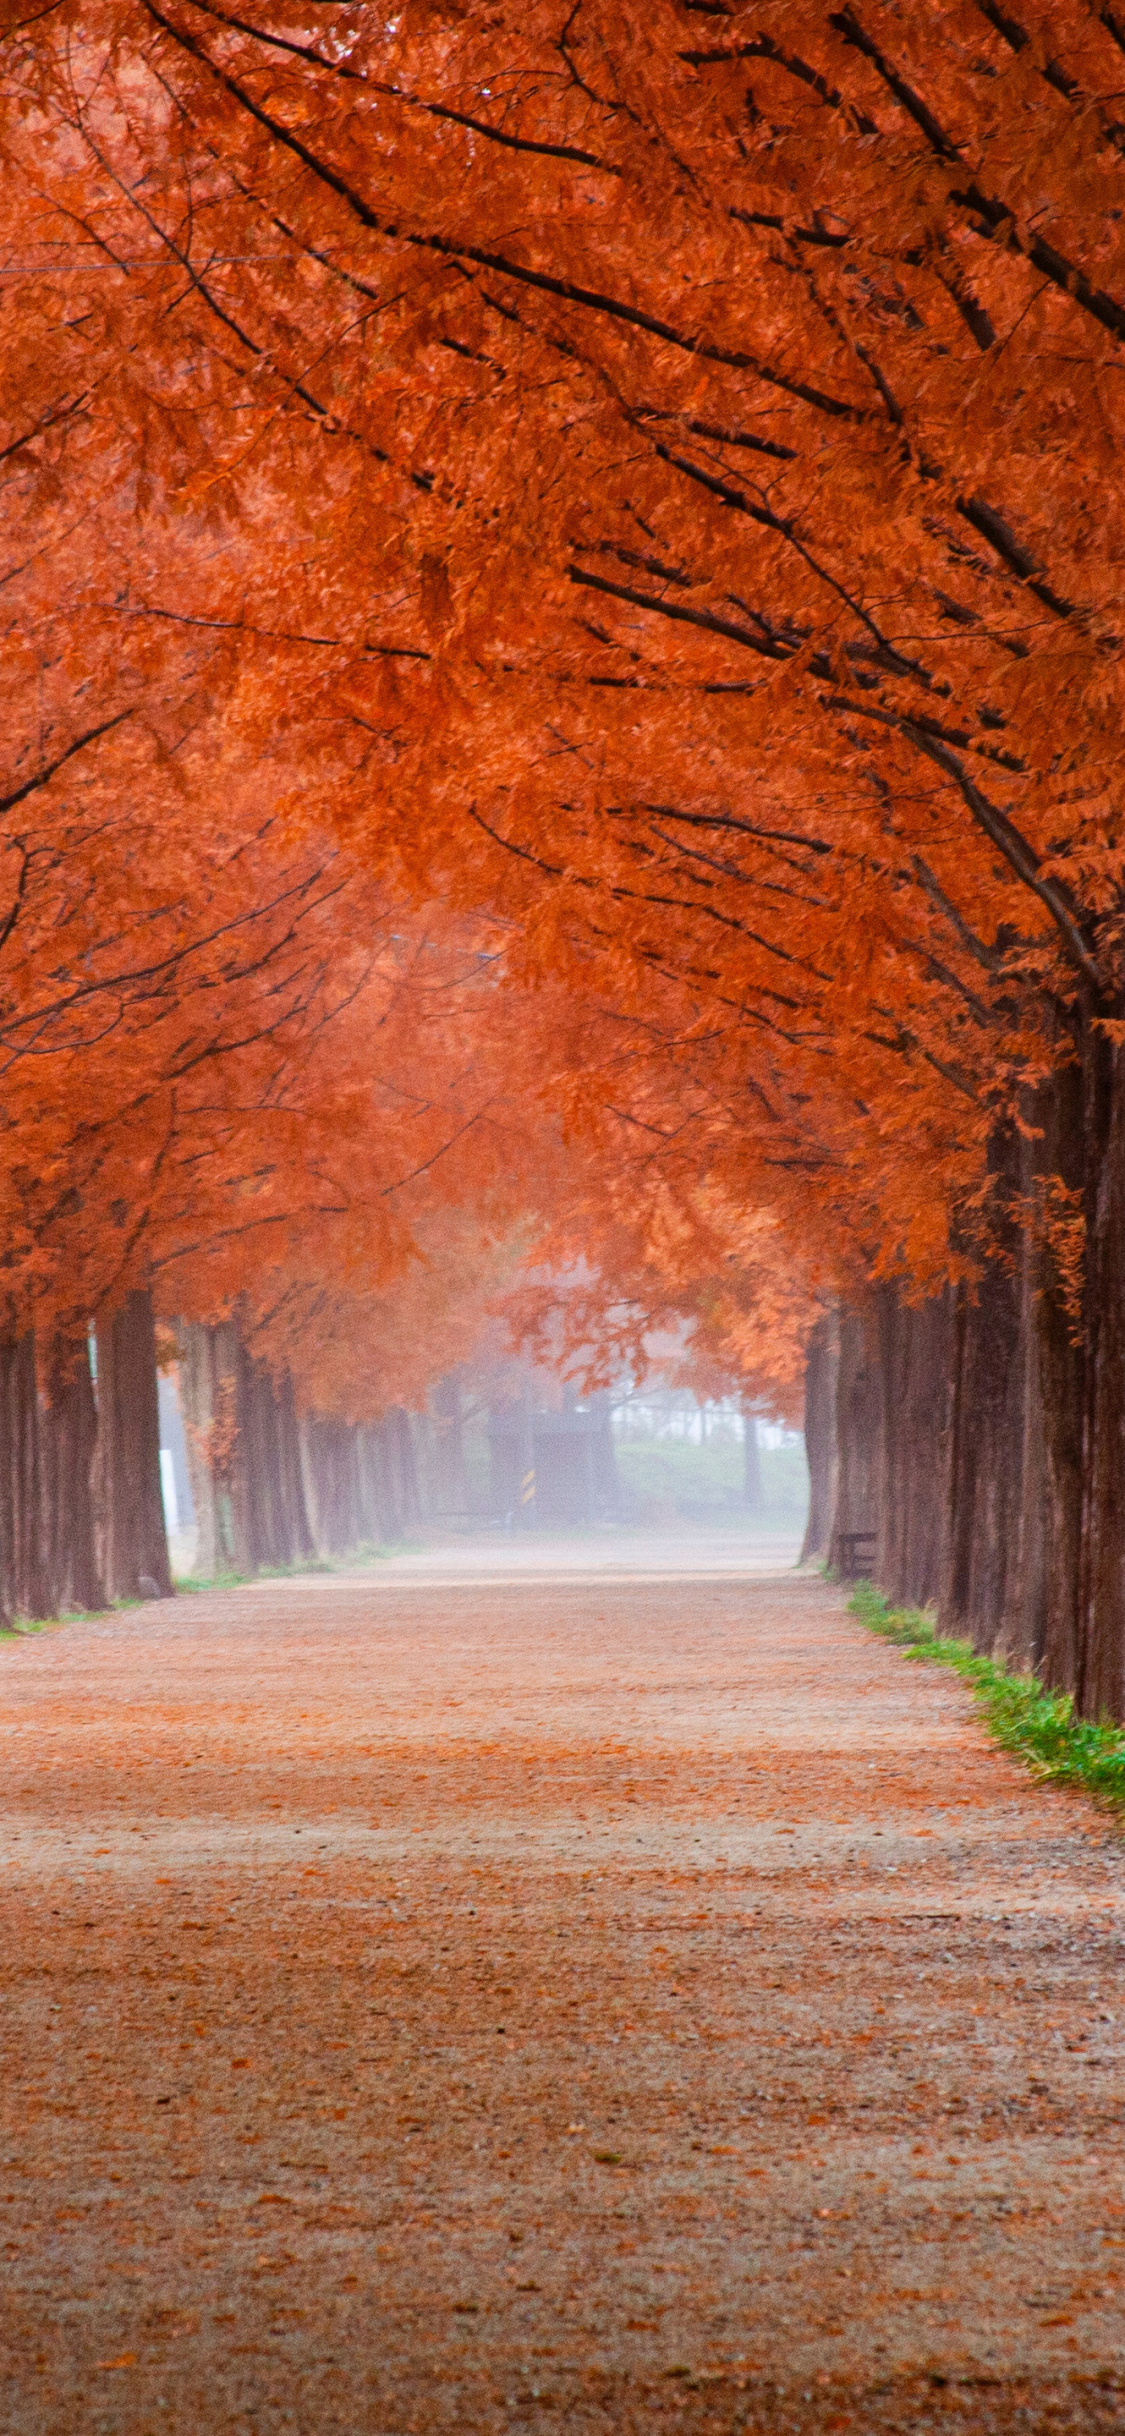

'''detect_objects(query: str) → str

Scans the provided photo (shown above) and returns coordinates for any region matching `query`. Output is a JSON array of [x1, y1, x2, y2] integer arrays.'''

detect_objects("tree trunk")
[[1073, 1031, 1125, 1719], [237, 1338, 292, 1569], [945, 1271, 1018, 1654], [798, 1311, 839, 1565], [392, 1408, 420, 1532], [742, 1406, 762, 1517], [368, 1415, 399, 1542], [42, 1330, 103, 1613], [275, 1368, 315, 1562], [934, 1034, 1125, 1719], [178, 1320, 221, 1577], [177, 1319, 241, 1574], [370, 1412, 407, 1541], [300, 1413, 364, 1556], [943, 1129, 1045, 1669], [178, 1318, 315, 1576], [95, 1291, 172, 1600], [1034, 1061, 1086, 1702], [831, 1305, 883, 1579], [874, 1288, 954, 1614], [431, 1374, 465, 1517], [0, 1333, 52, 1621]]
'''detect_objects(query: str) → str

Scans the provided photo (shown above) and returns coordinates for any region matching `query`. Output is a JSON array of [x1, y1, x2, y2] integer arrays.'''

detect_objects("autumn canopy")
[[2, 0, 1124, 1705]]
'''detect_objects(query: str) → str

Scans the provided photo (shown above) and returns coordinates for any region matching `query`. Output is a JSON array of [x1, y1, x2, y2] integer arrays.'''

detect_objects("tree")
[[10, 2, 1125, 1701]]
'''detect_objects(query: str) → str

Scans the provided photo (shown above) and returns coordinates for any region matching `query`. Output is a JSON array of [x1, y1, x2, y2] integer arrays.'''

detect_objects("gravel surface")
[[2, 1553, 1124, 2433]]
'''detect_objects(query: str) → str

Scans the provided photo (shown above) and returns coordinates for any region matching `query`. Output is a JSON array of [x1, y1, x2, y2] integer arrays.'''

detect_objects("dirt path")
[[2, 1556, 1124, 2434]]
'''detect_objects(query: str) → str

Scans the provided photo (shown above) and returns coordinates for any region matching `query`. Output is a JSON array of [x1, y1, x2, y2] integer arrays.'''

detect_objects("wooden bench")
[[832, 1528, 877, 1581]]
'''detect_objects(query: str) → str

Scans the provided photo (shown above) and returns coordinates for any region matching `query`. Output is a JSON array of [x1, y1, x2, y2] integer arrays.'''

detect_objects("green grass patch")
[[174, 1543, 412, 1592], [2, 1543, 415, 1632], [849, 1580, 1125, 1819], [175, 1559, 331, 1592], [615, 1435, 808, 1526]]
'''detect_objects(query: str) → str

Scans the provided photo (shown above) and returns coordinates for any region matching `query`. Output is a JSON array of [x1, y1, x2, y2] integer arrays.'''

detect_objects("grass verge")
[[174, 1542, 415, 1592], [850, 1580, 1125, 1819], [1, 1544, 417, 1637]]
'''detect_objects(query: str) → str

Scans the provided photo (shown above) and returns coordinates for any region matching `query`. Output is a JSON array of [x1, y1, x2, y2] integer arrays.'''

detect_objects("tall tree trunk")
[[176, 1319, 242, 1574], [392, 1408, 420, 1532], [276, 1368, 315, 1562], [831, 1305, 884, 1578], [42, 1330, 103, 1613], [95, 1291, 172, 1600], [1013, 1204, 1048, 1675], [367, 1414, 402, 1543], [236, 1336, 289, 1568], [178, 1320, 222, 1577], [300, 1413, 364, 1556], [874, 1288, 955, 1614], [944, 1270, 1019, 1655], [220, 1319, 254, 1574], [179, 1318, 315, 1576], [943, 1130, 1045, 1669], [355, 1424, 379, 1541], [798, 1311, 839, 1565], [742, 1405, 762, 1517], [1073, 1030, 1125, 1719], [431, 1374, 465, 1517], [1031, 1051, 1085, 1700], [0, 1333, 52, 1621]]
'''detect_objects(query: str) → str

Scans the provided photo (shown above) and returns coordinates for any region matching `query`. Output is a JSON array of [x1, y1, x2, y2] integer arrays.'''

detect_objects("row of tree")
[[6, 1, 1125, 1708]]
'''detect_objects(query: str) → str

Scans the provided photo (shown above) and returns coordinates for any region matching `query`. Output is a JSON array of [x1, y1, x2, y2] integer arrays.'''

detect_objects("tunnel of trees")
[[3, 1, 1125, 1712]]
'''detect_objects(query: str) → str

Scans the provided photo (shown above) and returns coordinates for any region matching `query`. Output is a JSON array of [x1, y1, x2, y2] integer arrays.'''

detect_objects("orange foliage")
[[8, 1, 1124, 1411]]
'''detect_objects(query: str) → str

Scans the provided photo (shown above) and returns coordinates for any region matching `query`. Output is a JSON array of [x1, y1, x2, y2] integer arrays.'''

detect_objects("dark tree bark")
[[946, 1266, 1022, 1654], [94, 1291, 172, 1600], [42, 1330, 103, 1613], [874, 1288, 955, 1615], [237, 1338, 294, 1568], [798, 1311, 839, 1565], [788, 1057, 1125, 1713], [831, 1305, 884, 1578], [0, 1333, 52, 1621], [943, 1126, 1047, 1669], [984, 1025, 1125, 1716], [1034, 1052, 1086, 1702], [1072, 1032, 1125, 1719]]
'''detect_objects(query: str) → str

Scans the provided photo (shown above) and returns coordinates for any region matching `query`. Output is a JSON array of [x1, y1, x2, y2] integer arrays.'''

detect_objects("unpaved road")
[[2, 1550, 1124, 2435]]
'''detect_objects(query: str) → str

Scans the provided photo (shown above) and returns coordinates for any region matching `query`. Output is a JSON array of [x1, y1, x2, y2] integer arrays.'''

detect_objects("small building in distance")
[[488, 1391, 619, 1528]]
